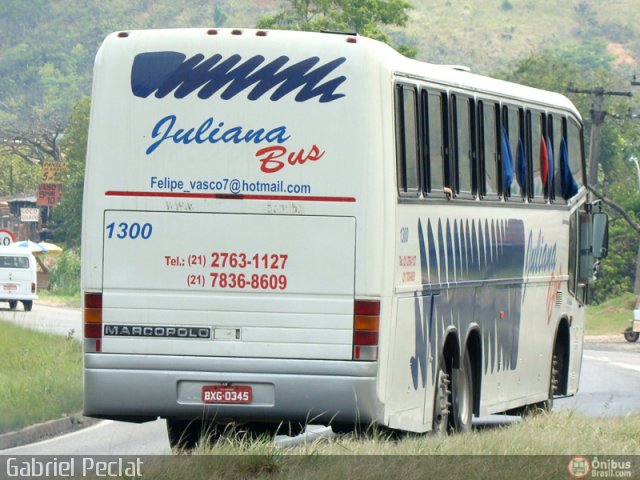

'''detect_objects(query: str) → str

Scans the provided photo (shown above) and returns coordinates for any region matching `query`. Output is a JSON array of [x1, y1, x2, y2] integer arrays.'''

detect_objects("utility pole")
[[8, 164, 14, 196], [567, 86, 632, 189], [630, 156, 640, 191], [629, 77, 640, 301], [569, 83, 638, 305]]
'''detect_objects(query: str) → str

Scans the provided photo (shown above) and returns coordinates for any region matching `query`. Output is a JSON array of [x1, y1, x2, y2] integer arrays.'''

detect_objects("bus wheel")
[[166, 418, 218, 450], [520, 349, 562, 415], [8, 301, 17, 310], [432, 367, 451, 434], [22, 300, 32, 312], [540, 353, 560, 413], [449, 352, 473, 433]]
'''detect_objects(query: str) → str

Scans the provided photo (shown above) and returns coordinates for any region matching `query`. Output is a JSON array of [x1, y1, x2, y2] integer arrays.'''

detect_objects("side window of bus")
[[528, 110, 547, 202], [567, 117, 584, 192], [479, 101, 500, 199], [395, 84, 420, 196], [568, 210, 577, 294], [546, 115, 555, 200], [570, 209, 592, 304], [453, 94, 475, 197], [425, 90, 448, 196], [553, 116, 566, 201], [556, 116, 582, 201], [502, 105, 525, 200]]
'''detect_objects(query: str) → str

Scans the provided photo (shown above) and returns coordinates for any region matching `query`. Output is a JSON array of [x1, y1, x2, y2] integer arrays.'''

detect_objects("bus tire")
[[166, 418, 217, 450], [22, 300, 32, 312], [516, 340, 564, 416], [450, 351, 473, 433], [8, 301, 17, 310], [432, 367, 450, 434], [544, 353, 560, 412], [511, 352, 559, 416]]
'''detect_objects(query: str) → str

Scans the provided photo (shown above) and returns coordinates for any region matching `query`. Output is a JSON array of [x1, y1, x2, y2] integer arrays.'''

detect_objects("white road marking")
[[610, 362, 640, 374], [583, 354, 640, 373]]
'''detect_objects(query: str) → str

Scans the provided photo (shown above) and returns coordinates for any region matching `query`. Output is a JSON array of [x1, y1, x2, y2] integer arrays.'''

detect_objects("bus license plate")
[[202, 385, 252, 404], [2, 284, 17, 292]]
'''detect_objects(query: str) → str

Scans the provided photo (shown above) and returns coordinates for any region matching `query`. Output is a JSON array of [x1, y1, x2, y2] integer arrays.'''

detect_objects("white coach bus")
[[82, 28, 608, 447]]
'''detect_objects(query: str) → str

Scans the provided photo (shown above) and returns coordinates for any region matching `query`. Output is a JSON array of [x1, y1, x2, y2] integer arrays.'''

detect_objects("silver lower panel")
[[84, 354, 381, 425]]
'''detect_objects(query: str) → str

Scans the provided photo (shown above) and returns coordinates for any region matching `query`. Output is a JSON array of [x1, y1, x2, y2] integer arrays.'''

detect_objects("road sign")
[[21, 208, 40, 222], [37, 183, 63, 206], [41, 161, 67, 184], [0, 229, 15, 247]]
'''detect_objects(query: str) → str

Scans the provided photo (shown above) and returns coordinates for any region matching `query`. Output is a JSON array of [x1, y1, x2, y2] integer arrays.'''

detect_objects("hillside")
[[1, 0, 638, 304], [401, 0, 639, 74], [0, 0, 638, 125]]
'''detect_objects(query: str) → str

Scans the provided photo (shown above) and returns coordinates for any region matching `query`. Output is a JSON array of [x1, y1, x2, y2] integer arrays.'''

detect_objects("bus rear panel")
[[82, 29, 387, 428]]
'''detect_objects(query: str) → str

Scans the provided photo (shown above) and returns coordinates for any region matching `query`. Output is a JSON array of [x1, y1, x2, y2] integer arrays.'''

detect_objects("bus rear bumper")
[[84, 354, 381, 426]]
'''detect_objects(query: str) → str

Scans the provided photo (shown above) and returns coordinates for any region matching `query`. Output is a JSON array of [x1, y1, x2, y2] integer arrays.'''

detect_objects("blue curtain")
[[501, 128, 514, 194], [560, 138, 578, 199]]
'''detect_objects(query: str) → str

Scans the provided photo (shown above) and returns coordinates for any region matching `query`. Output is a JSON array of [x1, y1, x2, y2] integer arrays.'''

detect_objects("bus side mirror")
[[592, 212, 609, 259]]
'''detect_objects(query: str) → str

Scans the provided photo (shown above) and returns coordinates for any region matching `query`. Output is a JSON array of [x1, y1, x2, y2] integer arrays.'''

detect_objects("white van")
[[0, 246, 37, 311]]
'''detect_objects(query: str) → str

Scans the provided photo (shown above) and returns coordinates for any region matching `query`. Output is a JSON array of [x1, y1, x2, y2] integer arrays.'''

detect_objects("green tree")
[[494, 44, 640, 303], [50, 97, 91, 247], [0, 155, 39, 196], [256, 0, 417, 57]]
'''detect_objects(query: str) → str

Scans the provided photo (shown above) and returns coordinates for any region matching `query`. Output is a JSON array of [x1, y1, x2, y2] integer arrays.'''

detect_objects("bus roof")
[[347, 32, 580, 118], [394, 56, 579, 118], [100, 28, 580, 120]]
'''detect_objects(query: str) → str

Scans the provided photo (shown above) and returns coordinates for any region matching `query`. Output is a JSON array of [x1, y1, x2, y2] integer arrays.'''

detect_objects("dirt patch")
[[585, 334, 639, 352], [607, 42, 637, 66]]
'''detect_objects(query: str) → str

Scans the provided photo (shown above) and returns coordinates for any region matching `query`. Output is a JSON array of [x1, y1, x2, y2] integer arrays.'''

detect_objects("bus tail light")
[[84, 292, 103, 352], [31, 282, 36, 294], [353, 299, 380, 361]]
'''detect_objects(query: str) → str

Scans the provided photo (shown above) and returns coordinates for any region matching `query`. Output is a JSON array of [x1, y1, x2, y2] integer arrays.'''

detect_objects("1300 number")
[[106, 222, 153, 240]]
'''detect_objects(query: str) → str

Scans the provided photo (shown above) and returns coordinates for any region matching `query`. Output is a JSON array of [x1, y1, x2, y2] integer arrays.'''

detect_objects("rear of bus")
[[82, 29, 391, 430]]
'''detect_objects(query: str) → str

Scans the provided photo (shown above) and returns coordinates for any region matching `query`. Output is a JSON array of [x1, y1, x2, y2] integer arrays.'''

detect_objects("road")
[[1, 305, 639, 455], [555, 337, 640, 417], [0, 302, 171, 454], [0, 301, 81, 339]]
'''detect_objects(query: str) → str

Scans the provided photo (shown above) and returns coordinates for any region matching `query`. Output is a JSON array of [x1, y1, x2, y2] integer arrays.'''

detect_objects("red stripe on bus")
[[105, 191, 356, 203]]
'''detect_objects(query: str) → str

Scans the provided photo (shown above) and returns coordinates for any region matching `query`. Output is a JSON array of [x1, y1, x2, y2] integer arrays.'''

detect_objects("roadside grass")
[[37, 289, 81, 308], [0, 320, 82, 434], [140, 413, 640, 479], [585, 292, 636, 336], [42, 248, 81, 307], [189, 411, 640, 456]]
